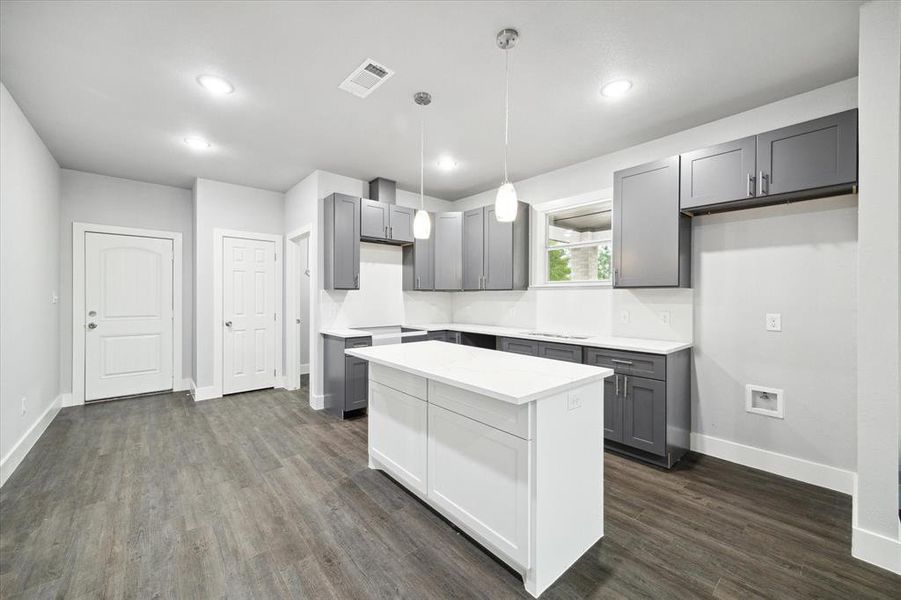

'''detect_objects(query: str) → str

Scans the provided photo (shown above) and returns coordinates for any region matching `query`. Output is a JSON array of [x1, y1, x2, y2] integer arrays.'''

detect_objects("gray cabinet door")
[[332, 194, 360, 289], [604, 375, 624, 443], [427, 330, 448, 342], [462, 208, 485, 290], [484, 205, 513, 290], [446, 331, 462, 344], [361, 199, 389, 240], [613, 156, 682, 288], [537, 341, 583, 363], [434, 212, 463, 290], [498, 337, 539, 356], [389, 205, 415, 243], [413, 227, 434, 289], [623, 376, 666, 456], [680, 136, 756, 209], [757, 109, 857, 196], [345, 356, 368, 411]]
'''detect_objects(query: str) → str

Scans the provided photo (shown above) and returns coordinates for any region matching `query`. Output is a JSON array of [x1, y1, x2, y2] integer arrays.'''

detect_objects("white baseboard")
[[851, 475, 901, 574], [60, 392, 76, 408], [310, 392, 324, 410], [191, 382, 220, 402], [174, 378, 191, 392], [1, 394, 62, 488], [690, 433, 855, 494], [299, 363, 310, 375]]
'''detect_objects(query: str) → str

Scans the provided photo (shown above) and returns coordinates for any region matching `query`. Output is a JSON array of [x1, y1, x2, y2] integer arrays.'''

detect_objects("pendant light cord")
[[420, 107, 424, 209], [503, 48, 510, 184]]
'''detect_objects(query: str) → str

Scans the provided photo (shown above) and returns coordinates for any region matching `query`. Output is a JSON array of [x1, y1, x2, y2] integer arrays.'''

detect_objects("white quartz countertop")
[[346, 341, 612, 405], [407, 323, 692, 355]]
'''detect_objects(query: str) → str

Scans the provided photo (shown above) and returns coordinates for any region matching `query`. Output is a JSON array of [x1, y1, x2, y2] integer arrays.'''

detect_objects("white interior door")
[[84, 232, 174, 401], [223, 236, 276, 394]]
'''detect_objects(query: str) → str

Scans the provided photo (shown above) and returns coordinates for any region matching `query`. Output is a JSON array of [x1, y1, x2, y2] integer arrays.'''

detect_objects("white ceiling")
[[0, 1, 862, 199]]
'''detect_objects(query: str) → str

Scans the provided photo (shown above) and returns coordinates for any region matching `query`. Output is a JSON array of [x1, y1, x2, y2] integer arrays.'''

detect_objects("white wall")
[[854, 0, 901, 574], [192, 178, 285, 392], [0, 83, 61, 484], [58, 169, 194, 392], [451, 78, 859, 479]]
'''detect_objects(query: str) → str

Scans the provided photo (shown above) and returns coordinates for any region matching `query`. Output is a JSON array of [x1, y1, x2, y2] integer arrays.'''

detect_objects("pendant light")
[[413, 91, 432, 239], [495, 28, 519, 223]]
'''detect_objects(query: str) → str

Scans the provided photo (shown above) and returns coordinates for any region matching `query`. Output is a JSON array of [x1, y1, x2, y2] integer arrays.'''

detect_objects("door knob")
[[225, 321, 232, 327], [295, 318, 301, 324], [87, 322, 98, 330]]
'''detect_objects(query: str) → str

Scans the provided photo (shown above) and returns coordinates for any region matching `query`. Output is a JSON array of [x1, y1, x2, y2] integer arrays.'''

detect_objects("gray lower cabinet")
[[462, 203, 529, 291], [323, 334, 371, 418], [323, 193, 360, 290], [757, 109, 857, 197], [613, 156, 690, 288], [584, 346, 690, 468], [427, 330, 461, 343], [402, 218, 434, 290], [434, 212, 463, 290], [497, 337, 539, 356], [361, 200, 415, 244], [680, 136, 757, 210], [537, 341, 582, 363]]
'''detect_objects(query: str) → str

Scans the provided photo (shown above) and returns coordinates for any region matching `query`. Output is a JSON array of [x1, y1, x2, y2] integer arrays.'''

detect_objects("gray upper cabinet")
[[402, 216, 434, 290], [757, 109, 857, 197], [323, 193, 360, 290], [613, 156, 690, 288], [462, 203, 529, 291], [680, 136, 756, 210], [389, 205, 415, 243], [360, 199, 415, 244], [462, 208, 485, 290], [434, 212, 463, 290], [360, 199, 389, 240]]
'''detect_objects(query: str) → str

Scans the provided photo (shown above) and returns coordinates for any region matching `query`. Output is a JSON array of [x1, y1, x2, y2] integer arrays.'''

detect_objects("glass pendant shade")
[[495, 181, 518, 222], [413, 208, 431, 239]]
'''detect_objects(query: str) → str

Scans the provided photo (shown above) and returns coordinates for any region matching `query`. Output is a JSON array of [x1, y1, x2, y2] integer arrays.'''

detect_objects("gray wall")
[[0, 83, 60, 465], [58, 169, 194, 391]]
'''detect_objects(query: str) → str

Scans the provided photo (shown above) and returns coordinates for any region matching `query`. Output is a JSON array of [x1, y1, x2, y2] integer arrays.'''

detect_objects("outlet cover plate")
[[766, 313, 782, 332]]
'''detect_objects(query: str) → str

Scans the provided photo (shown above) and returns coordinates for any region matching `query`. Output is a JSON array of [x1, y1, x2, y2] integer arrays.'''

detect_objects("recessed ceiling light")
[[436, 156, 458, 170], [183, 136, 212, 150], [196, 74, 234, 95], [600, 79, 632, 98]]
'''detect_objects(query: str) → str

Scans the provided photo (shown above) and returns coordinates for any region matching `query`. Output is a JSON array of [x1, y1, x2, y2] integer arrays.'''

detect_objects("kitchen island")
[[345, 341, 612, 597]]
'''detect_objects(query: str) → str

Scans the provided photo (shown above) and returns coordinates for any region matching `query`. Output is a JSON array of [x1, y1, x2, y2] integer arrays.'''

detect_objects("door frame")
[[72, 222, 184, 406], [213, 228, 283, 398], [285, 224, 314, 392]]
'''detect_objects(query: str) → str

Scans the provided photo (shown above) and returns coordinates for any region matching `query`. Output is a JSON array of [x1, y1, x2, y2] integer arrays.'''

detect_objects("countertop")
[[345, 341, 612, 405], [408, 323, 692, 355]]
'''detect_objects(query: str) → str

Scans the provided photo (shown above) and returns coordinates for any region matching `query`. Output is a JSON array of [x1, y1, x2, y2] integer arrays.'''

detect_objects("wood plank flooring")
[[1, 386, 898, 599]]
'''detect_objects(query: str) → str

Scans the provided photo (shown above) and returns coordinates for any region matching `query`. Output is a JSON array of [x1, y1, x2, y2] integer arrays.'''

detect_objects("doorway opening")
[[286, 225, 314, 395]]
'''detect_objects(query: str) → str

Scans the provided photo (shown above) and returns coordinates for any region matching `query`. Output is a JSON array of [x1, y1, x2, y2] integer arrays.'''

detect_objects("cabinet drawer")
[[537, 341, 583, 363], [345, 336, 372, 349], [498, 337, 539, 356], [427, 403, 530, 568], [584, 348, 665, 380], [446, 331, 462, 344], [370, 364, 427, 400], [427, 330, 448, 342], [428, 381, 532, 440]]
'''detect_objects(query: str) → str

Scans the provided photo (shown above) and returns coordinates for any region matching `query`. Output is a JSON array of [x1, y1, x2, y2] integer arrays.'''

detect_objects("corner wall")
[[0, 83, 61, 486]]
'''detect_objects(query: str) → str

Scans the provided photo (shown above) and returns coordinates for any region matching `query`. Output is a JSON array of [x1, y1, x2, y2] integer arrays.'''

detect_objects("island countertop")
[[346, 340, 612, 405]]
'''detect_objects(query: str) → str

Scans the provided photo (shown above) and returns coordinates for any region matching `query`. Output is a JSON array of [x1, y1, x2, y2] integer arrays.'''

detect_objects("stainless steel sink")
[[521, 331, 590, 340]]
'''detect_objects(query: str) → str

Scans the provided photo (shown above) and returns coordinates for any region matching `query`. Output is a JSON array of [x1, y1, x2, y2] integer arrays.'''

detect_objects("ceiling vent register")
[[338, 58, 395, 98]]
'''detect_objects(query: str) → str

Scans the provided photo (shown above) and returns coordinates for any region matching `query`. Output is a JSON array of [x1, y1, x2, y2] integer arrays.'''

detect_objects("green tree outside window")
[[548, 248, 571, 281], [597, 245, 611, 280]]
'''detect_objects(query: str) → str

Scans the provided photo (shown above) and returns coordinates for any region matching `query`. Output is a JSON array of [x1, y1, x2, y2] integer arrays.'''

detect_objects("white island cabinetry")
[[347, 341, 611, 597]]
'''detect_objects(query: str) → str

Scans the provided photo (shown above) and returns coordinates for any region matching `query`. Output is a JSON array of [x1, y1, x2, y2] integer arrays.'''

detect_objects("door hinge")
[[273, 313, 277, 321], [273, 369, 277, 377]]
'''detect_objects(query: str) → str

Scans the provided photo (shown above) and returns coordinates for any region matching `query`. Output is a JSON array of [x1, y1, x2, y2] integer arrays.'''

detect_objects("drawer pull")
[[610, 359, 633, 365]]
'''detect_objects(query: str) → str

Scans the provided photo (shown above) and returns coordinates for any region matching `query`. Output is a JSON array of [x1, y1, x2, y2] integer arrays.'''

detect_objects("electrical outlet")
[[620, 310, 630, 324], [659, 311, 671, 325], [50, 292, 59, 304], [766, 313, 782, 332], [567, 394, 582, 411], [20, 397, 26, 416]]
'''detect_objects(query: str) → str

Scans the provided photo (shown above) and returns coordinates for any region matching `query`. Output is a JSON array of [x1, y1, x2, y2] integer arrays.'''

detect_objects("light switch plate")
[[659, 311, 671, 325], [766, 313, 782, 332], [620, 310, 630, 324]]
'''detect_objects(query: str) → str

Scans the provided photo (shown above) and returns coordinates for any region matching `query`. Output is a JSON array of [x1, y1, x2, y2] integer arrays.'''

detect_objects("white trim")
[[744, 384, 785, 419], [310, 392, 325, 410], [60, 393, 76, 408], [285, 224, 315, 396], [851, 475, 901, 574], [690, 432, 854, 494], [299, 363, 310, 375], [529, 282, 613, 290], [0, 394, 62, 488], [174, 378, 191, 392], [72, 222, 183, 406], [212, 228, 283, 399]]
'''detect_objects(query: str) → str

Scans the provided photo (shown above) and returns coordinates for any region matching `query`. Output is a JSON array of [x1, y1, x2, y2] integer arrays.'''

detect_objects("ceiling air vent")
[[338, 58, 395, 98]]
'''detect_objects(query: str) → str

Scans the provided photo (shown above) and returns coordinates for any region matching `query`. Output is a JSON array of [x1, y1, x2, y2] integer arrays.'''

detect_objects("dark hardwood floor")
[[1, 387, 898, 599]]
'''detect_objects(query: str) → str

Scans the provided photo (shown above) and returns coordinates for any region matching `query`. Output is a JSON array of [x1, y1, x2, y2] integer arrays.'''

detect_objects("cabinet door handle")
[[354, 274, 359, 287], [623, 375, 629, 397], [416, 275, 420, 288], [389, 226, 393, 239], [611, 358, 633, 365], [615, 374, 620, 396], [747, 173, 755, 197], [759, 171, 769, 195]]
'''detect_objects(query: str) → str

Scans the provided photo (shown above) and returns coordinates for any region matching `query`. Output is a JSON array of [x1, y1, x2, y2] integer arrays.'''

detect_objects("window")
[[544, 201, 612, 284]]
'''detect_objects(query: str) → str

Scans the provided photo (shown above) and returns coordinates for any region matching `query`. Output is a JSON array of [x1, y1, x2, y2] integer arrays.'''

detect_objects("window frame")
[[530, 190, 614, 289]]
